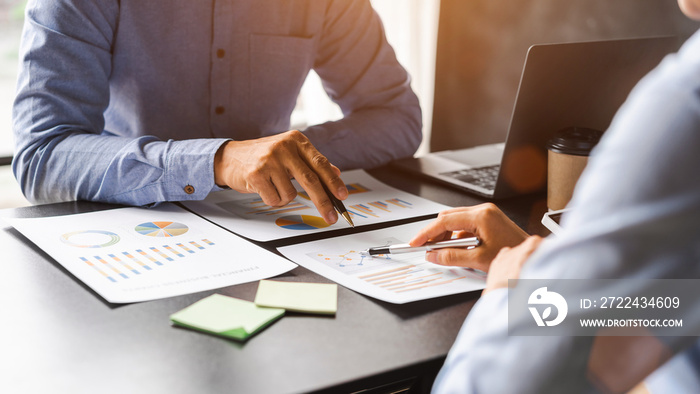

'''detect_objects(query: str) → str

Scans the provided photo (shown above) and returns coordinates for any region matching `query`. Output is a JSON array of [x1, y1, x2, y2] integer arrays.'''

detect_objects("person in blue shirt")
[[409, 0, 700, 392], [11, 0, 422, 226]]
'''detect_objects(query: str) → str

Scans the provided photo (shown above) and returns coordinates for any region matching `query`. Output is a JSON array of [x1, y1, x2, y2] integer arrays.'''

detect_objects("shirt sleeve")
[[302, 0, 423, 170], [12, 0, 228, 206], [645, 341, 700, 394], [432, 30, 700, 393], [432, 288, 595, 394]]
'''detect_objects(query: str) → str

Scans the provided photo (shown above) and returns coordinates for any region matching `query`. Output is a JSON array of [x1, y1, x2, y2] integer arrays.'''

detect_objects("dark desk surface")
[[1, 166, 548, 393]]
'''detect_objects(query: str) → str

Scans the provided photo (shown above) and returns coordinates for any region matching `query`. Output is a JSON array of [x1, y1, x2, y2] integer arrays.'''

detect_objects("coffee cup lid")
[[547, 127, 603, 156]]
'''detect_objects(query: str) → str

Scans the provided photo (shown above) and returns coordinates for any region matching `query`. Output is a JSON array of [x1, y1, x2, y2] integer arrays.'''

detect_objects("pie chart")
[[275, 215, 330, 230], [135, 221, 189, 237]]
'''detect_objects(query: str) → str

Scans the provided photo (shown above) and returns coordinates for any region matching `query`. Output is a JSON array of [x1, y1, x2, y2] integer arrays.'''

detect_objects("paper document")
[[182, 170, 451, 241], [278, 220, 486, 304], [6, 204, 296, 303]]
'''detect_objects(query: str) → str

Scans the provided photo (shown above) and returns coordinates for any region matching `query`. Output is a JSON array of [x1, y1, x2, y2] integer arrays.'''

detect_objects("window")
[[0, 0, 25, 159], [293, 0, 439, 157], [0, 1, 27, 209]]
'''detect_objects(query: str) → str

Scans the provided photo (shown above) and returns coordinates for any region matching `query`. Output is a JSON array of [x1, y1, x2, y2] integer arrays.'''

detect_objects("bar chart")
[[348, 198, 414, 219], [78, 238, 217, 283], [183, 169, 451, 241], [297, 183, 370, 200], [217, 182, 373, 219], [280, 220, 486, 304], [217, 197, 312, 217], [359, 265, 469, 294], [9, 203, 298, 303]]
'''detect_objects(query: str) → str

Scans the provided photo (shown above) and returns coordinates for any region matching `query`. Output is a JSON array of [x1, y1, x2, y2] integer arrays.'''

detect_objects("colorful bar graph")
[[347, 209, 368, 219], [176, 243, 195, 254], [350, 204, 379, 218], [359, 263, 468, 294], [368, 201, 391, 212], [348, 198, 413, 219], [163, 245, 185, 258], [363, 267, 422, 283], [386, 198, 413, 209], [150, 247, 174, 262], [80, 257, 116, 283], [82, 239, 216, 282], [298, 183, 371, 200], [374, 270, 428, 286], [108, 253, 140, 275], [359, 265, 415, 280], [395, 276, 468, 293], [346, 183, 370, 194], [246, 200, 310, 216], [383, 273, 443, 290], [136, 249, 163, 266], [218, 198, 312, 218], [123, 251, 152, 271], [190, 241, 205, 250], [94, 255, 129, 279]]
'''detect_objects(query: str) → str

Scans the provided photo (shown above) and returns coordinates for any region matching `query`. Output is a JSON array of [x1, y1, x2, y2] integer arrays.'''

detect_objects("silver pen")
[[359, 237, 480, 256]]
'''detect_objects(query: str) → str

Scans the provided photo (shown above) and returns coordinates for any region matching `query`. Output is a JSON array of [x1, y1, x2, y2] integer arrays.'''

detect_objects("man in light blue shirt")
[[408, 1, 700, 391], [12, 0, 422, 225]]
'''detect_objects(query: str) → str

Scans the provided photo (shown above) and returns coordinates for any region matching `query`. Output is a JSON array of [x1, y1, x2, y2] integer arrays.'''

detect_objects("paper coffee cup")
[[547, 127, 603, 211]]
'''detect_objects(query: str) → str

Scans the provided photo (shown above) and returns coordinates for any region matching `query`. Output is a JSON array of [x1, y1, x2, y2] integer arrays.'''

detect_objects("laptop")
[[392, 37, 677, 199]]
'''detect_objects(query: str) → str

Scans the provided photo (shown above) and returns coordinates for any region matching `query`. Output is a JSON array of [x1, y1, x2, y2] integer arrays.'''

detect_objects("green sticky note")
[[170, 294, 284, 341], [254, 280, 338, 315]]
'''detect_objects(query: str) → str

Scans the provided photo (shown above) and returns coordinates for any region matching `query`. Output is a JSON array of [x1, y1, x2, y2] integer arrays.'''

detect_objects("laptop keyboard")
[[440, 165, 500, 191]]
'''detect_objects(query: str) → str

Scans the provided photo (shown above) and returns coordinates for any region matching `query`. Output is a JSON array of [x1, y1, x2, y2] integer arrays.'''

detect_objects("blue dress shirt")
[[433, 29, 700, 393], [12, 0, 422, 206]]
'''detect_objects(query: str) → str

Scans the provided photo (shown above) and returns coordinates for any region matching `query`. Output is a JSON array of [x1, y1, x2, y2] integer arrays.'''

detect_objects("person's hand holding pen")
[[407, 204, 530, 273], [213, 130, 351, 226]]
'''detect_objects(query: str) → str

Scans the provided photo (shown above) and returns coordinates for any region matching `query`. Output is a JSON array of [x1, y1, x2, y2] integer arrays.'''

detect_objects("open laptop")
[[392, 37, 677, 199]]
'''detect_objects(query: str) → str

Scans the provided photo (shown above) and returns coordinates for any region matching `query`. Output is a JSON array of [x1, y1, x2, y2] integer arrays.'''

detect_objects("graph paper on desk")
[[279, 220, 485, 304], [5, 204, 295, 303], [183, 170, 451, 241]]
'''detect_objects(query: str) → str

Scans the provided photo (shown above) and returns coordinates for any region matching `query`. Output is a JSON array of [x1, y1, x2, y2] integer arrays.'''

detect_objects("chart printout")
[[278, 220, 486, 304], [5, 204, 296, 303], [182, 170, 452, 241]]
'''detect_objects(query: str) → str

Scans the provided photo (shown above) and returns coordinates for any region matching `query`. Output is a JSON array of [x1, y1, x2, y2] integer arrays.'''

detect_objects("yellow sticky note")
[[170, 294, 284, 341], [254, 280, 338, 315]]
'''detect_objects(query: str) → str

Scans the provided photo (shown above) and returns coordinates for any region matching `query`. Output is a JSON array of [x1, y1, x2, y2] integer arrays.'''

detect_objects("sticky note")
[[254, 280, 338, 315], [170, 294, 284, 341]]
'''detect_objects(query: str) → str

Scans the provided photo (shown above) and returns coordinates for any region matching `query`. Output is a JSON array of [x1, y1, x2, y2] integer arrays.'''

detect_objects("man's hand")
[[214, 130, 348, 225], [408, 203, 529, 272]]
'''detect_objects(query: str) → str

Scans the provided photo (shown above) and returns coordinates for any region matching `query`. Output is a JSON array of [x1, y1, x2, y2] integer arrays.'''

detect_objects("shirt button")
[[215, 106, 225, 115], [216, 49, 226, 58], [184, 185, 195, 195]]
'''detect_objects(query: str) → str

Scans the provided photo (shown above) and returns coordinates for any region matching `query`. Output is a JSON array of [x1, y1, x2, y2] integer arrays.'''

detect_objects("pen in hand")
[[360, 237, 480, 256], [321, 181, 354, 227]]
